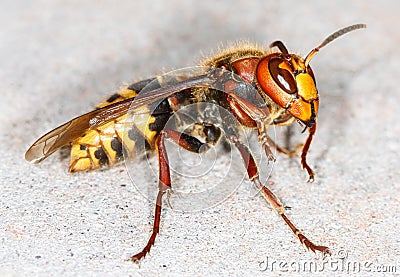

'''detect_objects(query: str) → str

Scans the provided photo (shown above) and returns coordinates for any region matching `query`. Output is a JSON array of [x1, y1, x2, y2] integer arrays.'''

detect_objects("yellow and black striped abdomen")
[[69, 79, 172, 172]]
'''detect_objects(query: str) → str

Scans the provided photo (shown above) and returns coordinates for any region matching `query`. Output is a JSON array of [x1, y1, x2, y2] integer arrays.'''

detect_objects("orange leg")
[[301, 124, 316, 182], [128, 131, 171, 263], [266, 136, 302, 158], [231, 135, 330, 256], [128, 127, 220, 263]]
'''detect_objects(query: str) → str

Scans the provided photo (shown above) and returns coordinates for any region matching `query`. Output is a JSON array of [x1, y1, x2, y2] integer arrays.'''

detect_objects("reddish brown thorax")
[[226, 58, 261, 128]]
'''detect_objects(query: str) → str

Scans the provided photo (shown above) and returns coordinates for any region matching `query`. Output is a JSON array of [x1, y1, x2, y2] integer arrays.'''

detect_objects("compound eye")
[[268, 58, 297, 94]]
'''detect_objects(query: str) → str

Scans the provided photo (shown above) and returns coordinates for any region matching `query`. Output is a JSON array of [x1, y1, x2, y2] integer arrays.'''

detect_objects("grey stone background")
[[1, 0, 399, 276]]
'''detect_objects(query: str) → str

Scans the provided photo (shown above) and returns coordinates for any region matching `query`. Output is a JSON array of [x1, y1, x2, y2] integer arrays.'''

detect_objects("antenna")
[[304, 24, 366, 66]]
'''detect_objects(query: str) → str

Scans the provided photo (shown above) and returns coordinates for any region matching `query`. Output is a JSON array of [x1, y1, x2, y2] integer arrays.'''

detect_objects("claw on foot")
[[298, 233, 331, 257], [126, 253, 143, 266]]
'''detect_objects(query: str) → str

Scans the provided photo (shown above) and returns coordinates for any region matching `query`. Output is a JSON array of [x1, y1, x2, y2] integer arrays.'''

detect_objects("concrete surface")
[[1, 0, 399, 276]]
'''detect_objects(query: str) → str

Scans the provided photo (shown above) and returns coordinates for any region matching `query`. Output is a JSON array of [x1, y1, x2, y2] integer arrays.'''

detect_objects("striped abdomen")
[[69, 79, 172, 172]]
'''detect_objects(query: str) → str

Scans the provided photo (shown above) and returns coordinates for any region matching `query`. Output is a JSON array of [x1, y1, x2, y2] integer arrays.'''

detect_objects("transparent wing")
[[25, 99, 133, 163], [25, 68, 214, 163], [25, 66, 266, 164]]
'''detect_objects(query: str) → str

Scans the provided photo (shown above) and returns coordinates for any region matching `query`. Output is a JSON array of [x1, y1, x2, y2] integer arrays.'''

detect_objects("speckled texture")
[[1, 1, 399, 276]]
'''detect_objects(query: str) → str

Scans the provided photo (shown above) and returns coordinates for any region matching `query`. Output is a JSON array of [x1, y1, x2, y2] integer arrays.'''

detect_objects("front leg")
[[267, 124, 316, 181], [301, 124, 316, 181], [230, 135, 330, 255]]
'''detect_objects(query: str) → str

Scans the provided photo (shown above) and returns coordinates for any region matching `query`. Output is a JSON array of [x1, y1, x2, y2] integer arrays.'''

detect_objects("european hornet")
[[25, 24, 366, 262]]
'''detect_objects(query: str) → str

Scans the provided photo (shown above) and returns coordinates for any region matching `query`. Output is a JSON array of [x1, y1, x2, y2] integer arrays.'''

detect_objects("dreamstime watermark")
[[258, 249, 398, 274]]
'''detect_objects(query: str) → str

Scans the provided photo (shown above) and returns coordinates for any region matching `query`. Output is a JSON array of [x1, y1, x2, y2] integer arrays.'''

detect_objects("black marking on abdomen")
[[128, 125, 152, 153], [80, 144, 88, 151], [94, 147, 109, 166], [106, 93, 122, 103], [128, 77, 158, 92], [148, 113, 172, 134], [149, 98, 173, 115], [111, 136, 125, 160]]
